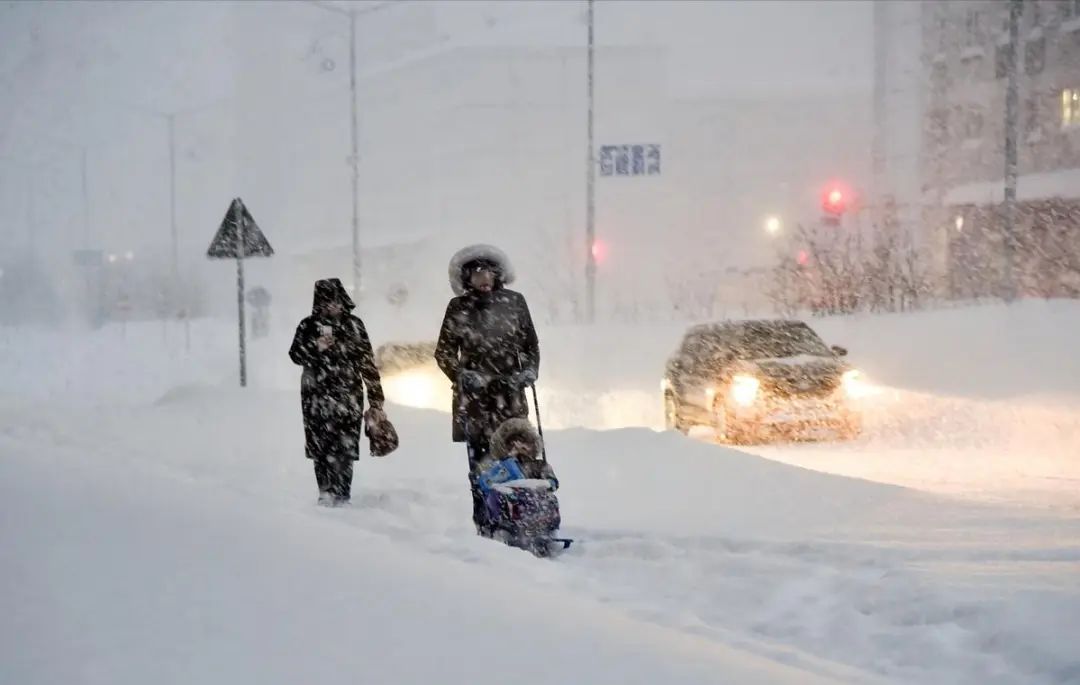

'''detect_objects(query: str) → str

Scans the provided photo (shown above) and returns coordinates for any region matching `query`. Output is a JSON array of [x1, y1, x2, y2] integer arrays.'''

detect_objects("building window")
[[928, 109, 949, 147], [965, 9, 984, 46], [961, 108, 985, 140], [937, 10, 950, 52], [1063, 88, 1080, 127], [1025, 95, 1041, 136], [995, 44, 1010, 78], [931, 60, 948, 88], [1025, 38, 1045, 74]]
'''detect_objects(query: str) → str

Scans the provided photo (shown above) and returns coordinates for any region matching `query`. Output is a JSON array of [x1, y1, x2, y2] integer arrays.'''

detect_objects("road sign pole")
[[208, 197, 272, 387], [233, 199, 247, 387]]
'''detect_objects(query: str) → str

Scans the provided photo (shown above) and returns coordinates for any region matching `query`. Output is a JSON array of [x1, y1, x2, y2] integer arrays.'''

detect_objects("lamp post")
[[585, 0, 596, 324], [307, 0, 397, 297], [1002, 0, 1022, 301]]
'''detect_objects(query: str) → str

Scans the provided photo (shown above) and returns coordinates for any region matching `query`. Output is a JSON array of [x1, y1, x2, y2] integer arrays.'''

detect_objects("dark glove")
[[511, 368, 537, 389], [459, 370, 489, 393]]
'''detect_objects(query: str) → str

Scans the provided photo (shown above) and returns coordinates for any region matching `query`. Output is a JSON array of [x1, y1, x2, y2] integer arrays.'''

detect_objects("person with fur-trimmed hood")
[[434, 245, 540, 531], [289, 278, 384, 506]]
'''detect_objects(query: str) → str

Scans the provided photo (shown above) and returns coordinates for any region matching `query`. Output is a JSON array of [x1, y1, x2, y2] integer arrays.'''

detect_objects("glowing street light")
[[954, 215, 965, 232], [764, 215, 782, 235], [124, 250, 135, 262]]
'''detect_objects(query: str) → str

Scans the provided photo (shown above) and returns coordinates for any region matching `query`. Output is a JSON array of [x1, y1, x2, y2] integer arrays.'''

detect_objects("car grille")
[[761, 373, 840, 399]]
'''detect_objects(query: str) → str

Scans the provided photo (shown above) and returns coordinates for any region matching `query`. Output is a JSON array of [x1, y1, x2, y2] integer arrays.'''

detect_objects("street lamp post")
[[348, 9, 360, 296], [1002, 0, 1022, 301], [81, 147, 90, 244], [167, 113, 177, 283], [308, 1, 396, 297], [585, 0, 596, 324]]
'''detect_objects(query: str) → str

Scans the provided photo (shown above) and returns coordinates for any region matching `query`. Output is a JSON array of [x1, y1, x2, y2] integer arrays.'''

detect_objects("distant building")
[[227, 11, 872, 320], [918, 0, 1080, 298]]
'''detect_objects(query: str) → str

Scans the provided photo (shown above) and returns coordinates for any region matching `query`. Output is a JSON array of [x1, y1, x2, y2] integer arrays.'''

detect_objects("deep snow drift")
[[2, 300, 1079, 684], [1, 423, 862, 685]]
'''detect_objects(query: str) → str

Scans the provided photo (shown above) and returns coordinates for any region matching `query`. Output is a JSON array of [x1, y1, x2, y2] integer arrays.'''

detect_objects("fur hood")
[[447, 244, 516, 296], [490, 417, 542, 460]]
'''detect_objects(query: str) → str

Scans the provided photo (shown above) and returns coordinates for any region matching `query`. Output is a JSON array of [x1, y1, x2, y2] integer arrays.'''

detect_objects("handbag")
[[364, 407, 399, 457]]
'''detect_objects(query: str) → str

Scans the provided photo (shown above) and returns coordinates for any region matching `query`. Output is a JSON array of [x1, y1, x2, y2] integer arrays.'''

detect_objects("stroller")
[[463, 380, 571, 558], [475, 449, 566, 557]]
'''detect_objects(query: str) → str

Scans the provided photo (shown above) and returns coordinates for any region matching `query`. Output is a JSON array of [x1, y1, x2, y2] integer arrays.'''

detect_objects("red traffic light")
[[591, 238, 608, 264], [821, 183, 850, 215]]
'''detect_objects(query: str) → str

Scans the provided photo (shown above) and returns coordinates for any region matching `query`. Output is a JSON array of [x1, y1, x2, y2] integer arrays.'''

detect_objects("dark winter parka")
[[435, 245, 540, 444], [289, 278, 384, 461]]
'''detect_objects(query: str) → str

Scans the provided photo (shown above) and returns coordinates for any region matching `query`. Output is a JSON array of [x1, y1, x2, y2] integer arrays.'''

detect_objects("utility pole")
[[585, 0, 596, 324], [1002, 0, 1022, 302], [168, 113, 178, 282], [871, 1, 888, 218], [25, 172, 36, 255], [308, 1, 397, 299], [349, 8, 361, 298], [81, 147, 90, 245]]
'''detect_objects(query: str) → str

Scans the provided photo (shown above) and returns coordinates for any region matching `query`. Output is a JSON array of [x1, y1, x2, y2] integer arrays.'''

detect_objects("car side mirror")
[[831, 345, 848, 357]]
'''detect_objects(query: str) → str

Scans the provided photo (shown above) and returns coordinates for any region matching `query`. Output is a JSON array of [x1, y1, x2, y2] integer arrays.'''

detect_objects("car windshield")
[[728, 322, 831, 359]]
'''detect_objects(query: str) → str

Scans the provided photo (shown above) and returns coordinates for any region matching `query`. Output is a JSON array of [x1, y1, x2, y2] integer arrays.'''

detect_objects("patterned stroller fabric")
[[476, 458, 561, 542]]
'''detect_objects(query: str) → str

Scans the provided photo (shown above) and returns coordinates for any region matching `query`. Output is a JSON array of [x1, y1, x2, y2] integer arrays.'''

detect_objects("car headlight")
[[382, 368, 449, 410], [842, 369, 869, 399], [730, 374, 760, 406]]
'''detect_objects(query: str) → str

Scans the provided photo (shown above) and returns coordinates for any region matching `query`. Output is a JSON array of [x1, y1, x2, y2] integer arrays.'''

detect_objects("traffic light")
[[821, 182, 852, 226], [822, 184, 848, 215], [591, 238, 608, 264]]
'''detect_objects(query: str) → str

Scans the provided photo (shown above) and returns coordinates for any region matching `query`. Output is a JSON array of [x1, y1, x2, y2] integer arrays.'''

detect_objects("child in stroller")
[[475, 418, 567, 556]]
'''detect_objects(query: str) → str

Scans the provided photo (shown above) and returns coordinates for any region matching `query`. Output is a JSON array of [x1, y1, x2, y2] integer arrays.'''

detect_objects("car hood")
[[739, 355, 848, 395]]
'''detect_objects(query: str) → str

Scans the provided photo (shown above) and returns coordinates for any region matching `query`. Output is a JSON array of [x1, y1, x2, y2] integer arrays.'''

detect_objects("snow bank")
[[0, 409, 862, 685], [3, 388, 1078, 684], [3, 300, 1080, 684]]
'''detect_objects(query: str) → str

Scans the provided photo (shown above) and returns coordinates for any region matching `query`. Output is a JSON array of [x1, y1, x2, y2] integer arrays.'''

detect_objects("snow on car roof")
[[687, 319, 809, 336]]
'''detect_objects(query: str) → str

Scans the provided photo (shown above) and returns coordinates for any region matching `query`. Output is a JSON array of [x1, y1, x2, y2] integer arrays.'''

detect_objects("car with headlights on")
[[373, 341, 451, 411], [662, 320, 864, 443]]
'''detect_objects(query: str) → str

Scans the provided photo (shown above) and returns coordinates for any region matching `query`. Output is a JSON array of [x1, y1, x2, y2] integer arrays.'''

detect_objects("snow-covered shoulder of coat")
[[447, 244, 516, 295]]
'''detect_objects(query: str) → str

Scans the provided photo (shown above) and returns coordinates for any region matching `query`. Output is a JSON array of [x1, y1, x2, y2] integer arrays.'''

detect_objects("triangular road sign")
[[207, 198, 274, 259]]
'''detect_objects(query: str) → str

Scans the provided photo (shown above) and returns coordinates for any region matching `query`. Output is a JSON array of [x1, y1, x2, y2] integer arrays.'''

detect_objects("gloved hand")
[[459, 370, 489, 393], [511, 368, 537, 389]]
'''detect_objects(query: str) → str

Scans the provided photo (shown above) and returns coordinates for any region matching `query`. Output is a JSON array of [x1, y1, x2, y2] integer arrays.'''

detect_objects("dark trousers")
[[314, 456, 354, 504], [466, 439, 491, 533]]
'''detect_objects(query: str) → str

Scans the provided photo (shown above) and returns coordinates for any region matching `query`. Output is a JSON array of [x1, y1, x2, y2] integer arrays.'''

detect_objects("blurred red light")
[[591, 239, 608, 263]]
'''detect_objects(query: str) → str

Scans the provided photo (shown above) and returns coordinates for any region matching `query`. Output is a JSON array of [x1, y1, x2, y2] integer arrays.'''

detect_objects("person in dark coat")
[[434, 245, 540, 533], [289, 278, 384, 506]]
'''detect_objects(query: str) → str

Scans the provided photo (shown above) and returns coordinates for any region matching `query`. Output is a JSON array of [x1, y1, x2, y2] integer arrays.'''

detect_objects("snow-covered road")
[[2, 301, 1079, 683]]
